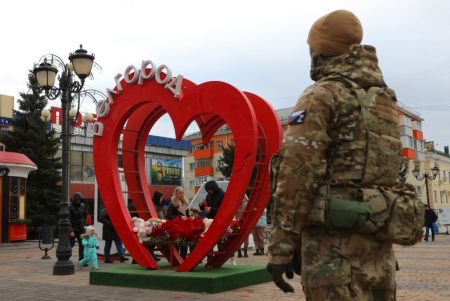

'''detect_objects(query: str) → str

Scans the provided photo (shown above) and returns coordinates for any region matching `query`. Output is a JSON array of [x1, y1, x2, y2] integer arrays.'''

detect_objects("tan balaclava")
[[307, 9, 363, 56]]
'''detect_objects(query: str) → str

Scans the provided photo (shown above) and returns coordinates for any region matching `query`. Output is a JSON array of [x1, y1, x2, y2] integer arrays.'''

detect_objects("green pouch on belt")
[[326, 198, 378, 232]]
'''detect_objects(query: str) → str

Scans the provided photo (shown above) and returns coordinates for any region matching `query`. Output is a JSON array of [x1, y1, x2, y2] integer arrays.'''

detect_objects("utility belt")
[[307, 186, 424, 246]]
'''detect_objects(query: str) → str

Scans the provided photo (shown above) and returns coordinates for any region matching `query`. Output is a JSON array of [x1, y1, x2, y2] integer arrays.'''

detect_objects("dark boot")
[[253, 248, 261, 256], [260, 248, 266, 255], [120, 256, 129, 263], [243, 249, 248, 258], [237, 249, 243, 258]]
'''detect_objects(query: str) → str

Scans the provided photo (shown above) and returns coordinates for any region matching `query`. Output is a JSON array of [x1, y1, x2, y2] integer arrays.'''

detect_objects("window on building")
[[189, 163, 195, 171], [416, 121, 422, 131], [408, 137, 414, 148], [400, 136, 414, 149], [70, 151, 95, 183], [83, 152, 94, 183], [434, 190, 437, 203], [195, 176, 209, 186], [189, 180, 195, 189], [217, 140, 224, 150], [71, 151, 83, 182], [403, 115, 412, 128], [196, 158, 212, 169], [413, 140, 423, 152]]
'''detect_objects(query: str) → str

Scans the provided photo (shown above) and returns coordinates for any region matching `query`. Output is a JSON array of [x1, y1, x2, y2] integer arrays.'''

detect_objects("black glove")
[[267, 263, 295, 293]]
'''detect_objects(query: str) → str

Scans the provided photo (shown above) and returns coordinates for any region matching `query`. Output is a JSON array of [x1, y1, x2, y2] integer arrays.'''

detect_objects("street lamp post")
[[412, 162, 440, 207], [34, 45, 95, 275]]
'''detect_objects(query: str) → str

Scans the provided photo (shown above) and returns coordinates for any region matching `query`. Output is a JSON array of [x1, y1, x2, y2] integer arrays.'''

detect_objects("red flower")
[[229, 219, 240, 232], [160, 217, 205, 242], [151, 225, 166, 238]]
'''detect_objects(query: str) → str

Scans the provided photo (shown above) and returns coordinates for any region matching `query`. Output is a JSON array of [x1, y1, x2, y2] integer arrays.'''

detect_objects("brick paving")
[[1, 235, 450, 301]]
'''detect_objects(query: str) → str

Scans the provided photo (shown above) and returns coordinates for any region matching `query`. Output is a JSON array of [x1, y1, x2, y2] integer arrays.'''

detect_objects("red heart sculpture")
[[93, 72, 281, 271]]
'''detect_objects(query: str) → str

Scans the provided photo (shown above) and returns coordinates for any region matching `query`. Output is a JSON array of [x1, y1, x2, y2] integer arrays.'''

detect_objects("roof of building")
[[0, 152, 37, 167], [146, 135, 192, 151]]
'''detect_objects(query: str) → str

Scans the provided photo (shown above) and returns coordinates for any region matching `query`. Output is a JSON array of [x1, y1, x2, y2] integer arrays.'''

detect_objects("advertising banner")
[[151, 158, 182, 186], [437, 208, 450, 225]]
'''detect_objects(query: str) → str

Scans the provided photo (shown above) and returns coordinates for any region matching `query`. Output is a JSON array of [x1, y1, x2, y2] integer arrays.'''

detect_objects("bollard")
[[38, 225, 55, 259]]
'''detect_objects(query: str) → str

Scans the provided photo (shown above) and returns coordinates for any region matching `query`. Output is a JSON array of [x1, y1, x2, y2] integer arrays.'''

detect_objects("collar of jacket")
[[311, 44, 386, 89]]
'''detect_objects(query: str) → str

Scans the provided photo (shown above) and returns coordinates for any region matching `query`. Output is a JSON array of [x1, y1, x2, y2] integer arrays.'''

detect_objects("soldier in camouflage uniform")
[[267, 10, 402, 300]]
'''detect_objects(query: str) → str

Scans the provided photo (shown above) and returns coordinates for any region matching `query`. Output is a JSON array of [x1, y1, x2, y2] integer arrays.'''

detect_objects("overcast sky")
[[1, 0, 449, 150]]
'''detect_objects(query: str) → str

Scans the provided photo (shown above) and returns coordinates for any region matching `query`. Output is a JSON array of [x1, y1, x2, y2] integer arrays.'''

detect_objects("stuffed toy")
[[79, 225, 100, 270], [132, 216, 164, 243]]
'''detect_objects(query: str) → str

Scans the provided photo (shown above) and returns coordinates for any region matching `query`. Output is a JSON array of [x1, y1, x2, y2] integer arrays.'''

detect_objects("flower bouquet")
[[132, 216, 205, 246]]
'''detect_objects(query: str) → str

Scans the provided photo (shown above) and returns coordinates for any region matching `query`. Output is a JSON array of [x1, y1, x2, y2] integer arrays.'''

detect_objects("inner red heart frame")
[[93, 74, 282, 272]]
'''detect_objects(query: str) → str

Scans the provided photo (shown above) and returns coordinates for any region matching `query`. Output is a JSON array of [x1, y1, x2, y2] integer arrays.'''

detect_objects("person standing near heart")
[[165, 187, 190, 259], [200, 180, 225, 219]]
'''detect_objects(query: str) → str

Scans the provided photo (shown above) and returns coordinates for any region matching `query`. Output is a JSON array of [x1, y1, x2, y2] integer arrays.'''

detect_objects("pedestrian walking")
[[424, 204, 438, 241], [98, 207, 129, 263], [69, 192, 87, 262]]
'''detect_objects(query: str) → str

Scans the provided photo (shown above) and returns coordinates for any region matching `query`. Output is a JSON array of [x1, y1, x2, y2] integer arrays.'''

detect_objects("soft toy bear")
[[132, 216, 164, 243], [132, 217, 147, 243], [79, 225, 100, 270]]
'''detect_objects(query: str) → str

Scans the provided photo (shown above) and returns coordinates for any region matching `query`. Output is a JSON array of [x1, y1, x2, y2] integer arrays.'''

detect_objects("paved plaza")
[[1, 235, 450, 301]]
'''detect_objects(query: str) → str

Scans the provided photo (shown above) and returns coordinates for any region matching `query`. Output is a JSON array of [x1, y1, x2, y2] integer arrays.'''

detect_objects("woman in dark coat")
[[201, 180, 225, 219], [152, 191, 165, 219], [98, 208, 129, 263]]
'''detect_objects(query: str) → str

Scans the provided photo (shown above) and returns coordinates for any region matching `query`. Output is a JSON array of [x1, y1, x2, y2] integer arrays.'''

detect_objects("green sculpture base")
[[90, 263, 271, 294]]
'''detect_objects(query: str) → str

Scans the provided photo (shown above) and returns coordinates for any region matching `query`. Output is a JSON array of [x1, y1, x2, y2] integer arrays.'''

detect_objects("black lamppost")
[[33, 45, 95, 275], [412, 162, 440, 207]]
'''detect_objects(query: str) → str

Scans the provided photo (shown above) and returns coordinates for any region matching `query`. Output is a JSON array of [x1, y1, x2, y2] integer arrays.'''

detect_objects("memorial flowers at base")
[[132, 216, 205, 246]]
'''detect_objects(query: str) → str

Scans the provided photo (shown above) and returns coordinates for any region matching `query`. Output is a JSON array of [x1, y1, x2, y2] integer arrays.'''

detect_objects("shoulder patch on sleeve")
[[288, 109, 307, 125]]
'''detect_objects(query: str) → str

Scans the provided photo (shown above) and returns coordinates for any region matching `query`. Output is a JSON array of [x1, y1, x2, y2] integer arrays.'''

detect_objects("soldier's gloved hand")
[[267, 261, 295, 293]]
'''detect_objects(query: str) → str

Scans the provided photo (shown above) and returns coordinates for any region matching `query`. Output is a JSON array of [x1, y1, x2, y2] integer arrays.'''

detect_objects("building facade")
[[417, 143, 450, 209], [397, 105, 425, 161], [183, 104, 445, 205], [183, 108, 292, 200]]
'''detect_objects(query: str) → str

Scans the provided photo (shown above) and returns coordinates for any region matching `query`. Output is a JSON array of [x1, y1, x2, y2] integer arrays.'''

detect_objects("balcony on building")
[[413, 129, 424, 141], [194, 148, 214, 160], [402, 148, 416, 160], [195, 166, 214, 177]]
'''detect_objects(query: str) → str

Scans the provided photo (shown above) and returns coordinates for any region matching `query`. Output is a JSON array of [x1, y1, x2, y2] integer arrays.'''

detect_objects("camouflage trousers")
[[301, 228, 396, 301]]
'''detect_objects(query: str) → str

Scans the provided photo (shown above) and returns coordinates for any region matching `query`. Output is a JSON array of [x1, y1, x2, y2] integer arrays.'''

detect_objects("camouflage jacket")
[[268, 44, 401, 257]]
